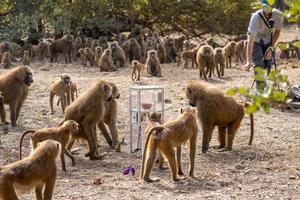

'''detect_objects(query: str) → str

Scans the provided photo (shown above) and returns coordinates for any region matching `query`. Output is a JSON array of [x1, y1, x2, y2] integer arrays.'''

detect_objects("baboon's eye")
[[188, 88, 192, 94]]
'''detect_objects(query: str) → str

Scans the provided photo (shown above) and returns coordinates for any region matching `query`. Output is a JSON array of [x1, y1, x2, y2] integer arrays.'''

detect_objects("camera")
[[268, 19, 274, 28]]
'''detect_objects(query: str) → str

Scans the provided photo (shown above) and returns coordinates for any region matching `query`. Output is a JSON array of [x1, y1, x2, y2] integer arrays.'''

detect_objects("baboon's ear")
[[179, 108, 184, 114]]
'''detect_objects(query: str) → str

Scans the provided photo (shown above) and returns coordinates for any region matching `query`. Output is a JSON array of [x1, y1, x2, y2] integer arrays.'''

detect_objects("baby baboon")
[[84, 47, 95, 67], [49, 34, 73, 63], [0, 66, 33, 126], [79, 48, 87, 66], [156, 43, 167, 64], [49, 75, 72, 114], [129, 38, 142, 62], [63, 80, 113, 160], [0, 92, 7, 124], [84, 37, 93, 48], [196, 45, 218, 80], [131, 60, 144, 81], [98, 49, 118, 72], [224, 41, 236, 68], [73, 37, 83, 61], [94, 46, 103, 65], [22, 50, 31, 65], [19, 120, 79, 172], [214, 48, 226, 76], [1, 52, 11, 68], [31, 41, 47, 62], [0, 140, 60, 200], [235, 40, 246, 63], [140, 107, 198, 182], [110, 41, 126, 68], [99, 36, 109, 50], [146, 50, 161, 77], [186, 81, 254, 153]]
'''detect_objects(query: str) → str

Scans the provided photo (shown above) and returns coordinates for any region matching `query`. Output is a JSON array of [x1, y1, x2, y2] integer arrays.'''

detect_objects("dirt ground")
[[0, 33, 300, 200]]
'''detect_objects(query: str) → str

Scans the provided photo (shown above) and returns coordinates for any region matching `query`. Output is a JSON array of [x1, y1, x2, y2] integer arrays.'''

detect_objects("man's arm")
[[272, 28, 281, 47], [245, 34, 255, 71]]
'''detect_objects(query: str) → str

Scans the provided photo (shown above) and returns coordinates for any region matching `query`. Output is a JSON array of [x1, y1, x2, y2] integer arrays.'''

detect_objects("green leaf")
[[238, 87, 247, 95], [263, 104, 270, 113], [294, 41, 300, 49], [278, 43, 288, 51], [267, 0, 275, 6], [227, 88, 237, 96], [246, 104, 259, 114], [255, 67, 265, 75]]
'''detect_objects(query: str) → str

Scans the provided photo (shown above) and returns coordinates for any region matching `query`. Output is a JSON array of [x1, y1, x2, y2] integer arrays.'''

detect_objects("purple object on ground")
[[122, 166, 135, 176]]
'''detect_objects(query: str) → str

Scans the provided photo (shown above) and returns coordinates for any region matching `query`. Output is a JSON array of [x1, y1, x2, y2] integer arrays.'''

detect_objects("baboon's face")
[[150, 51, 156, 59], [24, 71, 34, 86], [105, 49, 111, 56], [100, 36, 108, 43], [186, 87, 197, 107], [111, 43, 116, 51], [130, 39, 135, 45], [230, 42, 236, 48], [62, 75, 71, 85], [103, 83, 113, 102], [24, 51, 29, 55], [93, 40, 100, 46], [147, 40, 152, 47], [86, 38, 92, 45], [67, 120, 80, 133], [203, 47, 212, 57], [76, 38, 82, 44], [79, 48, 84, 54], [111, 85, 120, 99], [65, 34, 73, 44], [132, 61, 138, 67], [179, 107, 196, 116], [96, 47, 102, 53]]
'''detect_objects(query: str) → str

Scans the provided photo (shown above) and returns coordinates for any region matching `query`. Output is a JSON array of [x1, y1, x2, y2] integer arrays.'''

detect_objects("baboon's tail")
[[140, 126, 164, 180], [19, 130, 36, 160]]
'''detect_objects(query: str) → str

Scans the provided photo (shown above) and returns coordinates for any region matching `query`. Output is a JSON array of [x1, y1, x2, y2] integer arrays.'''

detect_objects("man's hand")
[[244, 61, 252, 72], [265, 48, 272, 60]]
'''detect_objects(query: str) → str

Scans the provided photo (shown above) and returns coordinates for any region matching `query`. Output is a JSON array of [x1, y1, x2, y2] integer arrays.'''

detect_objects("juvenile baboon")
[[1, 52, 11, 68], [174, 35, 186, 53], [186, 81, 254, 153], [224, 41, 236, 68], [57, 81, 78, 106], [0, 92, 7, 124], [131, 60, 144, 81], [84, 47, 95, 67], [235, 40, 246, 63], [196, 45, 219, 80], [19, 120, 79, 172], [146, 50, 161, 77], [156, 43, 167, 64], [129, 38, 142, 62], [179, 43, 204, 69], [31, 41, 47, 62], [22, 50, 31, 66], [0, 140, 60, 200], [49, 34, 73, 63], [73, 37, 83, 61], [63, 80, 113, 160], [110, 41, 126, 68], [49, 75, 72, 114], [98, 49, 118, 72], [214, 48, 226, 76], [0, 66, 33, 126], [84, 37, 93, 48], [164, 38, 177, 63], [94, 46, 103, 65], [79, 48, 87, 66], [140, 107, 198, 182], [91, 39, 100, 52], [99, 36, 109, 50]]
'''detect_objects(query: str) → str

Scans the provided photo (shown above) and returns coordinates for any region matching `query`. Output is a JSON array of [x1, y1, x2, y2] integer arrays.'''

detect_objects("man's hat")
[[261, 0, 273, 7]]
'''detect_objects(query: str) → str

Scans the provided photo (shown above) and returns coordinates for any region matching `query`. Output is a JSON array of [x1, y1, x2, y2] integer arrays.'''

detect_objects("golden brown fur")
[[79, 48, 87, 66], [22, 50, 31, 66], [131, 60, 144, 81], [146, 50, 161, 77], [156, 43, 167, 64], [49, 34, 73, 63], [0, 92, 6, 124], [110, 41, 126, 68], [129, 38, 142, 62], [214, 48, 226, 76], [94, 46, 103, 65], [84, 47, 95, 67], [72, 37, 83, 61], [0, 140, 60, 200], [1, 52, 11, 68], [31, 41, 47, 62], [196, 45, 219, 80], [49, 75, 72, 114], [98, 49, 118, 72], [0, 66, 33, 126], [91, 39, 100, 52], [140, 107, 198, 182], [63, 80, 113, 160], [186, 81, 254, 153], [174, 35, 186, 53], [224, 41, 236, 68], [235, 40, 246, 63], [84, 37, 93, 48]]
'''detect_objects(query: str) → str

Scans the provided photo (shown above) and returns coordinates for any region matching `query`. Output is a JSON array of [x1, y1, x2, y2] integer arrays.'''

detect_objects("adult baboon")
[[196, 45, 219, 80], [0, 66, 33, 126], [146, 50, 161, 77], [110, 41, 126, 68], [98, 49, 118, 72], [224, 41, 236, 68], [129, 38, 142, 62], [31, 41, 48, 62], [49, 34, 73, 63]]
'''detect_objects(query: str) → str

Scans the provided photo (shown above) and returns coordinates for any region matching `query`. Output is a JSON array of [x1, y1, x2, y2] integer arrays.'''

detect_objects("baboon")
[[79, 48, 87, 66], [146, 50, 161, 77], [174, 35, 186, 53], [91, 39, 100, 52], [0, 140, 60, 200], [128, 27, 143, 38], [84, 47, 95, 67], [94, 46, 103, 65], [22, 50, 31, 65], [73, 37, 83, 61], [131, 60, 144, 81], [179, 43, 205, 69], [0, 42, 10, 53], [164, 38, 177, 63], [31, 41, 48, 62], [49, 34, 73, 63], [19, 120, 79, 172], [0, 66, 33, 126], [206, 37, 223, 48], [152, 32, 162, 46], [214, 48, 226, 76], [144, 112, 165, 170], [98, 49, 118, 72], [99, 36, 109, 50], [110, 41, 126, 68], [118, 33, 128, 44], [224, 41, 236, 68], [121, 41, 130, 61], [196, 44, 219, 80], [129, 38, 142, 62], [49, 75, 72, 114], [63, 80, 113, 160], [97, 82, 120, 150], [84, 37, 93, 48], [1, 52, 11, 68], [0, 92, 7, 124], [57, 81, 78, 106], [156, 43, 167, 64], [235, 40, 246, 63], [186, 81, 254, 153], [136, 34, 146, 60], [140, 107, 198, 182], [145, 39, 154, 56]]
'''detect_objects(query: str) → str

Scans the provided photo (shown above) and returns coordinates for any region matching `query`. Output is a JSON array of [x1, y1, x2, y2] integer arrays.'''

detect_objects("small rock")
[[165, 99, 172, 104], [40, 67, 50, 71], [235, 165, 245, 170], [289, 176, 296, 180]]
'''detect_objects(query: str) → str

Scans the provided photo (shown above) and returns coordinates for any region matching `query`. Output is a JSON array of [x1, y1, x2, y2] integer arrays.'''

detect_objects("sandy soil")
[[0, 56, 299, 200]]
